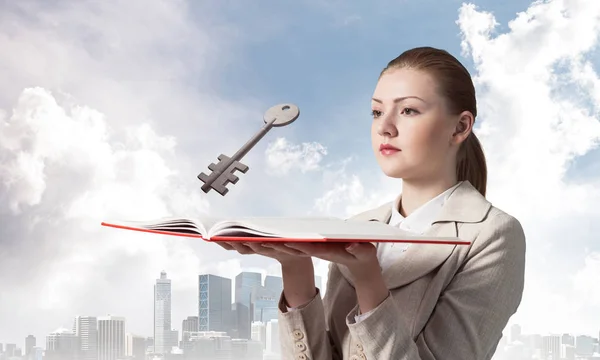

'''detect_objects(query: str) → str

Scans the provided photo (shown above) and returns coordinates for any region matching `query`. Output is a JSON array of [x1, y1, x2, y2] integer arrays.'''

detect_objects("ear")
[[451, 111, 474, 146]]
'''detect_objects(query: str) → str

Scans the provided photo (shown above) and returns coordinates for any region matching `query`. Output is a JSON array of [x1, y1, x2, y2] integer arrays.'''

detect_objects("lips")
[[379, 144, 400, 151], [379, 143, 400, 155]]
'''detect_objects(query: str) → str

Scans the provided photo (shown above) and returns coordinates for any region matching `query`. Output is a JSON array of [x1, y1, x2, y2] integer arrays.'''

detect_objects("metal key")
[[198, 103, 300, 196]]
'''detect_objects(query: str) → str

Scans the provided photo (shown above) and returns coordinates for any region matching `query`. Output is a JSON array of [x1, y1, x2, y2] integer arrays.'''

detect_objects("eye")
[[371, 109, 383, 118], [401, 107, 419, 116]]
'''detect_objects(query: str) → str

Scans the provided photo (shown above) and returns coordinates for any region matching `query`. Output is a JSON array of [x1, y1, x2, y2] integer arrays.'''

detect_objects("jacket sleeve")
[[343, 213, 527, 360], [277, 288, 335, 360], [277, 259, 356, 360]]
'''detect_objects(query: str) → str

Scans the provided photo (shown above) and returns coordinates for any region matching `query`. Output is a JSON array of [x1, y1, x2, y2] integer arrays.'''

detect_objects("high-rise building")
[[198, 274, 232, 333], [98, 315, 125, 360], [32, 347, 43, 360], [235, 272, 262, 339], [264, 276, 283, 295], [154, 270, 172, 354], [182, 316, 199, 348], [25, 335, 36, 357], [74, 316, 98, 360], [250, 286, 278, 323], [575, 335, 595, 356], [182, 316, 199, 332], [46, 328, 78, 360], [542, 334, 561, 360], [5, 344, 16, 357], [265, 320, 280, 355], [125, 333, 146, 359], [561, 333, 574, 346], [510, 324, 521, 343]]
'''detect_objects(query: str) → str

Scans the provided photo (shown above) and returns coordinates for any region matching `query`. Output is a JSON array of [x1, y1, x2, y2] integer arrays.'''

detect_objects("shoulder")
[[482, 206, 525, 238], [467, 205, 526, 256]]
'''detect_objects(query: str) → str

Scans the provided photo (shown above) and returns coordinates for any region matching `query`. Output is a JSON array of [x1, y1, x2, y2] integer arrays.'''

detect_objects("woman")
[[220, 47, 526, 360]]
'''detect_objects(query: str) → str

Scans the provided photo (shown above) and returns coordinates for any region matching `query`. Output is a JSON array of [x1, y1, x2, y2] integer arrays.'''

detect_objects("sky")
[[1, 0, 600, 354]]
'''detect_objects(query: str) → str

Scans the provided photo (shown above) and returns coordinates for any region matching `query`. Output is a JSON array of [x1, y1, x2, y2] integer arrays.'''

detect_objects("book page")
[[208, 217, 430, 239], [103, 217, 214, 237]]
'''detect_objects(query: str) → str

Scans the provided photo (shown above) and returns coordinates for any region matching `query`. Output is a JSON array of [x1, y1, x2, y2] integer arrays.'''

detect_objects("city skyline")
[[0, 268, 324, 351]]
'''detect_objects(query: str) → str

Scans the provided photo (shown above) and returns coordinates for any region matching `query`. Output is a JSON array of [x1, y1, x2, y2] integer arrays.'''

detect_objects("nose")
[[376, 112, 398, 138]]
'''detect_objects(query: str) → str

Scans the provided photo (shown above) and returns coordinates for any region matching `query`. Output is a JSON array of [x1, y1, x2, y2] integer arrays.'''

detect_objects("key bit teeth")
[[198, 172, 210, 183], [200, 183, 212, 193], [217, 154, 230, 161], [226, 173, 240, 184], [208, 163, 218, 171], [213, 184, 229, 196], [232, 161, 249, 173]]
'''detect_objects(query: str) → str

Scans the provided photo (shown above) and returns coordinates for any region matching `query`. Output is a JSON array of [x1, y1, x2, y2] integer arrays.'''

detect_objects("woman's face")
[[370, 68, 461, 181]]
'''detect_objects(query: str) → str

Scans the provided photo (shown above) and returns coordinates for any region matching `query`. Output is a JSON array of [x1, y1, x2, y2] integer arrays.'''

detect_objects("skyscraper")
[[73, 316, 98, 360], [235, 272, 262, 339], [46, 328, 78, 360], [198, 274, 232, 332], [181, 316, 199, 350], [25, 335, 36, 358], [264, 276, 283, 295], [250, 286, 278, 323], [98, 315, 125, 360], [154, 270, 172, 354], [125, 333, 146, 360]]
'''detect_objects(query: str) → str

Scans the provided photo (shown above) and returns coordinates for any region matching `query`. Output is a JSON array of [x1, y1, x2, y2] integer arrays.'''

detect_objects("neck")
[[399, 176, 459, 217]]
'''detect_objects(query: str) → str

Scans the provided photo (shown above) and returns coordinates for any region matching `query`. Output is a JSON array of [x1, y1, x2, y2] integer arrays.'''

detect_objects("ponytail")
[[457, 133, 487, 197]]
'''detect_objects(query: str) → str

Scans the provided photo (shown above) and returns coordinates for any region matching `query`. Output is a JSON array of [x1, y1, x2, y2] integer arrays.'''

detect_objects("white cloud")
[[572, 251, 600, 306], [455, 0, 600, 336], [457, 1, 600, 225], [0, 85, 215, 334], [0, 0, 264, 345], [265, 137, 328, 176]]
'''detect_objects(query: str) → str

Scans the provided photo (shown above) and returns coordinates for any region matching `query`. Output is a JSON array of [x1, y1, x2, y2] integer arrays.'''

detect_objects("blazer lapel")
[[338, 181, 492, 290]]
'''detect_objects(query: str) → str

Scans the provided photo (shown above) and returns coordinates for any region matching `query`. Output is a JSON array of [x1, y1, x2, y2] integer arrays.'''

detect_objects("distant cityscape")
[[493, 325, 600, 360], [0, 271, 323, 360], [1, 271, 599, 360]]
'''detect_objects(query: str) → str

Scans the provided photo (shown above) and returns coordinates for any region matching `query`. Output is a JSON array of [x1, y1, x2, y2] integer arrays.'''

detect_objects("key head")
[[263, 103, 300, 127]]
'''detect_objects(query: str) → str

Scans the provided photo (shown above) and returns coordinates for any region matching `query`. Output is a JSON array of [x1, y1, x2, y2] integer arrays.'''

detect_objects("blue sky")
[[0, 0, 600, 356]]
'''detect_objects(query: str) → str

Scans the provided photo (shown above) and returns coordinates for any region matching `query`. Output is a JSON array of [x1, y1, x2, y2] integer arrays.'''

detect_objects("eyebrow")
[[371, 96, 426, 104]]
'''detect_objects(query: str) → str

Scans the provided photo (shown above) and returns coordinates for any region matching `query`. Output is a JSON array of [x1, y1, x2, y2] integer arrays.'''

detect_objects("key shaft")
[[198, 103, 299, 196]]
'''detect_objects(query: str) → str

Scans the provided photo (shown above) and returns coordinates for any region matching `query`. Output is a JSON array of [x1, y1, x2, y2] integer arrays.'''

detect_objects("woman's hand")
[[284, 242, 380, 279], [215, 241, 310, 264]]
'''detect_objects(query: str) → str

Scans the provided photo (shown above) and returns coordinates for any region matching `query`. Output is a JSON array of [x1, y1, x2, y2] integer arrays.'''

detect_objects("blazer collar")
[[352, 181, 491, 225], [339, 181, 492, 290]]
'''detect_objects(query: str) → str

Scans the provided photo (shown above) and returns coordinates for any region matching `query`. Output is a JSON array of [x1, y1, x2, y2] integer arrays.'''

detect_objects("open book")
[[101, 216, 470, 245]]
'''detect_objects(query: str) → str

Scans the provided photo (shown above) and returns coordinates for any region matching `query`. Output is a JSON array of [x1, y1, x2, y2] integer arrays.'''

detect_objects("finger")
[[228, 242, 255, 255], [244, 242, 281, 257], [286, 242, 354, 262], [215, 242, 235, 251], [285, 242, 345, 255], [263, 242, 309, 256], [243, 242, 300, 258]]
